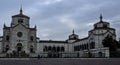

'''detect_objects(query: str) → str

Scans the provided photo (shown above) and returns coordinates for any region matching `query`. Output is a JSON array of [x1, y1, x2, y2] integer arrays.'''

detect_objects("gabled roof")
[[12, 23, 28, 29], [12, 13, 30, 19], [4, 23, 36, 31]]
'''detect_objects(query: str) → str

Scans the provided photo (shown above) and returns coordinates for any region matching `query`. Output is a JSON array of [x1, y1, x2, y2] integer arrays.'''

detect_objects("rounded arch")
[[16, 43, 23, 52], [30, 45, 34, 53], [48, 46, 52, 51], [17, 43, 22, 47], [61, 47, 65, 52], [52, 46, 56, 52], [81, 44, 84, 50], [44, 46, 48, 52], [5, 45, 9, 52], [57, 47, 60, 52]]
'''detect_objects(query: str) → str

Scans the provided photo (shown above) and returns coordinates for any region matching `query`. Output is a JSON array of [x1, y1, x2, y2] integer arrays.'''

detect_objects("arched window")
[[77, 46, 79, 51], [48, 46, 51, 51], [5, 45, 9, 52], [53, 46, 57, 52], [6, 35, 9, 41], [86, 43, 89, 49], [57, 47, 60, 52], [61, 47, 65, 52], [90, 42, 95, 49], [43, 46, 47, 52], [74, 46, 76, 51], [18, 19, 23, 23], [30, 36, 34, 41], [81, 44, 84, 50], [30, 45, 34, 53], [103, 24, 107, 28], [17, 43, 22, 52], [78, 45, 80, 51], [17, 43, 22, 46]]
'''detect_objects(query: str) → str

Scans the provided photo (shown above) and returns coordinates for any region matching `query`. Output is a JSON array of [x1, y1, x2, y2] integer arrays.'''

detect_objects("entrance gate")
[[17, 43, 22, 52]]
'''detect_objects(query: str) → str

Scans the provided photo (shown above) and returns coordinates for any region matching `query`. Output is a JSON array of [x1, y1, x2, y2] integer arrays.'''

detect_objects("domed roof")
[[12, 8, 30, 19], [68, 30, 79, 40], [94, 14, 109, 25], [93, 14, 110, 29]]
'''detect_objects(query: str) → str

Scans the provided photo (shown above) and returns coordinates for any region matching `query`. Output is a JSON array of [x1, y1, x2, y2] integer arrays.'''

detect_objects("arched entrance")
[[17, 43, 22, 52], [99, 52, 102, 57]]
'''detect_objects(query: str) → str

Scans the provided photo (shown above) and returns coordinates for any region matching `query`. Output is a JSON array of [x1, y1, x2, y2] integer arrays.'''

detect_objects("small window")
[[30, 36, 34, 41], [18, 19, 23, 23], [90, 42, 95, 49], [6, 35, 9, 41], [30, 45, 34, 53], [44, 46, 48, 52], [57, 47, 60, 52], [5, 45, 9, 52], [61, 47, 65, 52], [48, 46, 52, 51], [103, 24, 107, 28]]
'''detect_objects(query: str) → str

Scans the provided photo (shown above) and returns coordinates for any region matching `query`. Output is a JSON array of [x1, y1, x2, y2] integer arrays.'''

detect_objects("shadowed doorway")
[[17, 43, 22, 52]]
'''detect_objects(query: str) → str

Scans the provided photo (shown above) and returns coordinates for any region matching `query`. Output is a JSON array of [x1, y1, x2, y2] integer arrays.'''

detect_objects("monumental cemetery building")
[[0, 8, 116, 58]]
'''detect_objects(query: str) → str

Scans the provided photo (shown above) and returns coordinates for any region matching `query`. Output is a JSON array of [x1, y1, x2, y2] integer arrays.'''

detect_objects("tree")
[[117, 41, 120, 48], [102, 35, 118, 51]]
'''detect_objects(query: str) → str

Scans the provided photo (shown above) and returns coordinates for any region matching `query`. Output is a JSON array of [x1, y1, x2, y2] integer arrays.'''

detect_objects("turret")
[[94, 14, 110, 29], [67, 30, 79, 43]]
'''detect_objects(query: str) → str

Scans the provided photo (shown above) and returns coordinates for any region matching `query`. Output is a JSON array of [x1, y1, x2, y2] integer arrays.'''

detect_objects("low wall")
[[0, 58, 119, 65]]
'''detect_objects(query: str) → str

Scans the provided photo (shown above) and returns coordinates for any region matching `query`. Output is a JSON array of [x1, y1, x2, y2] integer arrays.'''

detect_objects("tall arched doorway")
[[17, 43, 22, 52]]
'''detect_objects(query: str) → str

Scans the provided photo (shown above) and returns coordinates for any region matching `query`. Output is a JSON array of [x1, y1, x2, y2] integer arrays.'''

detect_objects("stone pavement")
[[0, 58, 119, 65]]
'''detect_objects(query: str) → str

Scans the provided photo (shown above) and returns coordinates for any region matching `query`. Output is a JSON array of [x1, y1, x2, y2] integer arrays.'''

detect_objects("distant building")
[[0, 8, 116, 58]]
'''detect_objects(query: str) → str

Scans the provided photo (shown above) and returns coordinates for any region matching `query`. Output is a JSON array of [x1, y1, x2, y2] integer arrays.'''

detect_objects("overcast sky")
[[0, 0, 120, 40]]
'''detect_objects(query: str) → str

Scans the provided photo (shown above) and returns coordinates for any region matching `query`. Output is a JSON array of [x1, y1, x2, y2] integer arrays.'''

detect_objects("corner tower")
[[89, 14, 116, 49]]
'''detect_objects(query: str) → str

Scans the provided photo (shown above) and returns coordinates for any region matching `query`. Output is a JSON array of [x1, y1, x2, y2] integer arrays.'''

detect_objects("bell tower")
[[11, 7, 30, 28]]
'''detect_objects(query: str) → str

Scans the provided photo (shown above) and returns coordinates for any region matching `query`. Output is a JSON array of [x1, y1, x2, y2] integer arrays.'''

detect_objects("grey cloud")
[[0, 0, 120, 40]]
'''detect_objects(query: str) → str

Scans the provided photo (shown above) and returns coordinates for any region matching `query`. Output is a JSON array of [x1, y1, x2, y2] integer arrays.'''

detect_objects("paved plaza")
[[0, 58, 119, 65]]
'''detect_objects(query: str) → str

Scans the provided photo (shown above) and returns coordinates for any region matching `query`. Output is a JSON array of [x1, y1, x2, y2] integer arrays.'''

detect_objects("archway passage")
[[17, 43, 22, 52], [99, 52, 103, 57]]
